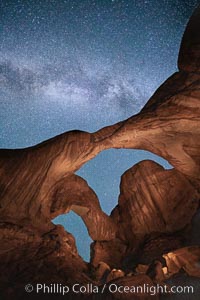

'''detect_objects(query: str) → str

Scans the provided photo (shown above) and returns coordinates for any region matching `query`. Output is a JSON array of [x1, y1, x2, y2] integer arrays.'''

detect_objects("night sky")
[[0, 0, 199, 261]]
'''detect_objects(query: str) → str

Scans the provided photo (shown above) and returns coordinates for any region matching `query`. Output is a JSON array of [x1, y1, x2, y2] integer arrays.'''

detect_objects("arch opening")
[[53, 211, 92, 262], [77, 148, 172, 214], [53, 149, 172, 262]]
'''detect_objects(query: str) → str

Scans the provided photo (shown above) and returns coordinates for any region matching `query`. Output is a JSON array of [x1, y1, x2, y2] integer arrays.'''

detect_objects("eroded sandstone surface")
[[0, 5, 200, 300]]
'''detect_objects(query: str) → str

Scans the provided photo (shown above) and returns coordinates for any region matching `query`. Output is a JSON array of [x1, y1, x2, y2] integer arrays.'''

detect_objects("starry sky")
[[0, 0, 199, 261]]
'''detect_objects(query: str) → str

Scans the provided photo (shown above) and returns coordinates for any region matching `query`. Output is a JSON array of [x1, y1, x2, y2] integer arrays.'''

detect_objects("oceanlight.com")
[[25, 283, 194, 296]]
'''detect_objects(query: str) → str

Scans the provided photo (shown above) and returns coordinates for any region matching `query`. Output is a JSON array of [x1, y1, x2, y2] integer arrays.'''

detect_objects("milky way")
[[0, 0, 199, 260]]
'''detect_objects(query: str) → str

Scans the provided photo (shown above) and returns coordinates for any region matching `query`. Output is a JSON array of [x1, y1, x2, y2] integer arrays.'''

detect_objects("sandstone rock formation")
[[112, 160, 198, 244], [163, 246, 200, 278], [0, 4, 200, 300]]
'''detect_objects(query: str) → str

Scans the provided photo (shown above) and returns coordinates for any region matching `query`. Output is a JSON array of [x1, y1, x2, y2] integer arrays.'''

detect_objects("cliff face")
[[0, 5, 200, 300]]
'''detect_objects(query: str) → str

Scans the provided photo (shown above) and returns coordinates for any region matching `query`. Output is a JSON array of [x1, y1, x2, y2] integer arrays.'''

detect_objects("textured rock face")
[[0, 224, 90, 299], [0, 4, 200, 300], [91, 239, 128, 269], [95, 70, 200, 184], [112, 160, 199, 244], [163, 246, 200, 278], [138, 235, 183, 265], [50, 174, 116, 241]]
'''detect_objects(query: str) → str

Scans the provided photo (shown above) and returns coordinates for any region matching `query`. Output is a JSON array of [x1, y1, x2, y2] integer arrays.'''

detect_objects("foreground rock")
[[0, 224, 90, 299], [163, 246, 200, 278]]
